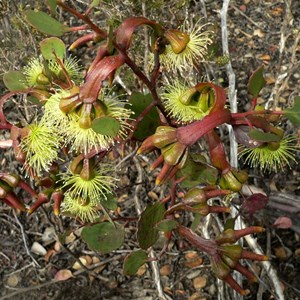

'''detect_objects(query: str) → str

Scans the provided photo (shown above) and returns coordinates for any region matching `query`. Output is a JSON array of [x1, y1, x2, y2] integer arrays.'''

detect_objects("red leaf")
[[80, 54, 125, 103], [115, 17, 163, 50], [273, 217, 293, 229], [240, 193, 268, 219]]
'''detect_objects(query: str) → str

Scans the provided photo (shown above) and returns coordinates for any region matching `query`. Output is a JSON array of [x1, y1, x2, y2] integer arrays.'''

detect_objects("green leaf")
[[247, 65, 266, 97], [127, 92, 160, 140], [46, 0, 57, 15], [24, 10, 69, 36], [91, 0, 101, 7], [248, 129, 281, 142], [123, 250, 148, 276], [3, 71, 28, 91], [284, 96, 300, 126], [92, 116, 121, 137], [101, 193, 118, 211], [177, 154, 218, 188], [137, 202, 165, 250], [81, 222, 124, 253], [155, 219, 178, 232], [40, 37, 66, 60]]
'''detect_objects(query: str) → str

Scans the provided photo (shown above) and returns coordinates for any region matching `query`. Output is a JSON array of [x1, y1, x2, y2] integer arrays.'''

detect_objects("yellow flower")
[[61, 163, 117, 203], [20, 122, 61, 175], [161, 81, 211, 123], [48, 56, 82, 84], [65, 92, 132, 153], [161, 21, 213, 71], [61, 193, 99, 222], [239, 136, 298, 172], [23, 57, 49, 86], [42, 89, 70, 129]]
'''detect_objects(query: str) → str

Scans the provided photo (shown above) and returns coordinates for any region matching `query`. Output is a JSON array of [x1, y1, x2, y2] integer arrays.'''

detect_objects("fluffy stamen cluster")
[[162, 81, 211, 123], [20, 122, 61, 175], [239, 136, 298, 172], [160, 21, 213, 71]]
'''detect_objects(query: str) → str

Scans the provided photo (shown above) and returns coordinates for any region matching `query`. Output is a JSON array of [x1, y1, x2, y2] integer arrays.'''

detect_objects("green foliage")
[[248, 129, 281, 142], [247, 65, 266, 98], [127, 92, 160, 140], [123, 250, 148, 275], [3, 71, 28, 91], [284, 96, 300, 126], [81, 222, 125, 253], [137, 202, 165, 250], [24, 10, 69, 36], [92, 116, 121, 137], [40, 37, 66, 60]]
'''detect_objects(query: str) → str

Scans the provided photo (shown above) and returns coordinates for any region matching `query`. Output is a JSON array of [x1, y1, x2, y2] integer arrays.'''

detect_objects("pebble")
[[193, 276, 207, 290]]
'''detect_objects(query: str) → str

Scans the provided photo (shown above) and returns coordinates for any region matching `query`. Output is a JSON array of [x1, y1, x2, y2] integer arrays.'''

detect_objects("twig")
[[133, 157, 171, 300], [243, 222, 285, 300], [12, 210, 40, 267], [220, 1, 242, 299]]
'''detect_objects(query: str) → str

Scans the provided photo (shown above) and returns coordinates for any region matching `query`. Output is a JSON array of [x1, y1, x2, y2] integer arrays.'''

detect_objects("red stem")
[[177, 109, 231, 146], [177, 225, 217, 255]]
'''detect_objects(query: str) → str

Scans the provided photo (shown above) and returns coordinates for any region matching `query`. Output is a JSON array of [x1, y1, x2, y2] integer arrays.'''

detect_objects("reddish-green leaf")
[[284, 96, 300, 126], [247, 65, 266, 97], [3, 71, 28, 91], [81, 222, 124, 253], [80, 55, 125, 102], [24, 10, 69, 36], [177, 154, 218, 188], [155, 219, 178, 232], [137, 202, 165, 250], [123, 250, 148, 275], [248, 129, 281, 142], [127, 92, 160, 140], [92, 116, 120, 137], [115, 17, 163, 50], [40, 37, 66, 60]]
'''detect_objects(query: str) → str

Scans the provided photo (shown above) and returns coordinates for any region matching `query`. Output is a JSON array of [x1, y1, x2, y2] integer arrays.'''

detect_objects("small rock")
[[6, 274, 19, 287], [189, 292, 206, 300], [184, 251, 203, 268], [137, 264, 147, 276], [31, 242, 47, 256], [160, 264, 171, 276], [193, 276, 207, 290]]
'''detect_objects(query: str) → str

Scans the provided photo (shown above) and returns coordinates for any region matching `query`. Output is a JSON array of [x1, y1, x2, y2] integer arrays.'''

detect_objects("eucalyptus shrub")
[[1, 0, 299, 296]]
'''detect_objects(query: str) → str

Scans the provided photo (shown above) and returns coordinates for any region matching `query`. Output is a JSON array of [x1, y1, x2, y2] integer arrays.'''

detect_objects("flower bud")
[[70, 154, 84, 175], [152, 126, 177, 149], [220, 245, 243, 268], [4, 192, 26, 211], [137, 136, 155, 154], [0, 173, 20, 188], [78, 104, 93, 129], [231, 168, 248, 184], [183, 187, 207, 205], [164, 29, 190, 54], [59, 86, 81, 113], [0, 180, 11, 199], [179, 87, 198, 105], [80, 159, 95, 181], [211, 255, 231, 280], [161, 142, 186, 166], [52, 190, 64, 216], [28, 189, 53, 214], [216, 229, 236, 245], [36, 73, 50, 85], [219, 170, 243, 192]]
